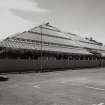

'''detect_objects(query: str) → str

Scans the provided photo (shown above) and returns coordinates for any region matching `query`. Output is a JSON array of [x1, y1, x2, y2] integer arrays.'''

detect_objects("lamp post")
[[40, 25, 43, 72]]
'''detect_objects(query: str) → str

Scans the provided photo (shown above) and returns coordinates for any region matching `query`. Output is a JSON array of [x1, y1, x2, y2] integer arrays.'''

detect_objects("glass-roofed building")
[[0, 22, 105, 72]]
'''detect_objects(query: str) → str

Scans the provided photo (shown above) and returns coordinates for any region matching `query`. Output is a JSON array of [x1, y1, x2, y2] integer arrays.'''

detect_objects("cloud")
[[0, 0, 48, 40], [0, 0, 48, 12], [0, 10, 34, 40]]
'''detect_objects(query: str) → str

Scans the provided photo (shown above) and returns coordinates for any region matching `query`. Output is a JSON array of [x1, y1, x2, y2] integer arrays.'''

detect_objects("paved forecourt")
[[0, 68, 105, 105]]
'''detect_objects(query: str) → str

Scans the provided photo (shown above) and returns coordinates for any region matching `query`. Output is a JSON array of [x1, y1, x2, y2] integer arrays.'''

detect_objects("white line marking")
[[92, 103, 104, 105], [31, 82, 39, 85], [33, 85, 40, 88], [85, 86, 105, 91], [98, 103, 104, 105]]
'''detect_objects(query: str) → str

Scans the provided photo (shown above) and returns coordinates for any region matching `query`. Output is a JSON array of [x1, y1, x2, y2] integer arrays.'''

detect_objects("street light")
[[40, 25, 43, 72]]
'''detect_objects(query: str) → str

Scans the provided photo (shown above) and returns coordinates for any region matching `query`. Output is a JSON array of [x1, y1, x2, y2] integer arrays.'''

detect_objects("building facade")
[[0, 23, 105, 72]]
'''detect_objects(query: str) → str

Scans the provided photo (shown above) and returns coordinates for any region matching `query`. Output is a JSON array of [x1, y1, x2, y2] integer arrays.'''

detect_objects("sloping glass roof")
[[0, 22, 105, 54], [0, 39, 92, 55], [14, 32, 79, 47], [30, 23, 70, 39]]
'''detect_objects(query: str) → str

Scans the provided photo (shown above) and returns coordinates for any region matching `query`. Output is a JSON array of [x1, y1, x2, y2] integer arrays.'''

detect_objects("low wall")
[[0, 59, 104, 73]]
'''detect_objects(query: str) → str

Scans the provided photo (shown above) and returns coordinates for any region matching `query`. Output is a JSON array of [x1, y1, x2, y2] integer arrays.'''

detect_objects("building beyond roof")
[[0, 22, 105, 56]]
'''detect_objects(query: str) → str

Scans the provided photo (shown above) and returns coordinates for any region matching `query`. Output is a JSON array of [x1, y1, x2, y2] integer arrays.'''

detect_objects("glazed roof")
[[0, 22, 105, 55]]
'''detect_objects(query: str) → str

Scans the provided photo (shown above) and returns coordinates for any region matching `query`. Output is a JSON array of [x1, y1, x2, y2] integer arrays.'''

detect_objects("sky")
[[0, 0, 105, 44]]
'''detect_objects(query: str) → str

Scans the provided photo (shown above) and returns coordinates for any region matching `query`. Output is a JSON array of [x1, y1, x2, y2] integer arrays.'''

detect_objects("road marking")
[[31, 82, 39, 85], [92, 102, 104, 105], [33, 85, 40, 88], [85, 86, 105, 91], [98, 103, 104, 105]]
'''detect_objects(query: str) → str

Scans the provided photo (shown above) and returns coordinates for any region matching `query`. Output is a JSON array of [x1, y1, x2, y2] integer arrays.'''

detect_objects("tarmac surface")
[[1, 68, 105, 105]]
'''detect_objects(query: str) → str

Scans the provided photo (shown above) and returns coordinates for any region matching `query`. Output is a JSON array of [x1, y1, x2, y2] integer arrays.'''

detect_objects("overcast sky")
[[0, 0, 105, 44]]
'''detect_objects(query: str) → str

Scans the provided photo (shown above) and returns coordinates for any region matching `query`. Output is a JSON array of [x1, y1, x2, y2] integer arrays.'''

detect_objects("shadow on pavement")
[[0, 76, 9, 81]]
